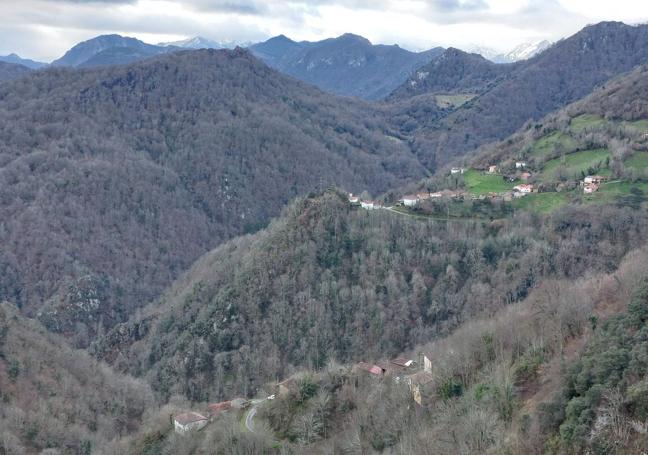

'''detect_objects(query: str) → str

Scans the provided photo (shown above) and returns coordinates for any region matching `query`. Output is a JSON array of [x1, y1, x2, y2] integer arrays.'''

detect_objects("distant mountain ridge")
[[388, 47, 515, 100], [158, 36, 248, 49], [250, 33, 444, 100], [0, 53, 47, 69], [51, 34, 176, 67], [466, 40, 552, 63]]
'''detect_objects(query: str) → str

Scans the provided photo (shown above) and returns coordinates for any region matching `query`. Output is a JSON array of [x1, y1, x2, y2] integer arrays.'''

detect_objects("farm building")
[[355, 362, 385, 376], [173, 412, 209, 434], [584, 175, 606, 185], [513, 184, 534, 194], [348, 193, 359, 204], [402, 195, 419, 207], [515, 161, 527, 168], [488, 165, 498, 174]]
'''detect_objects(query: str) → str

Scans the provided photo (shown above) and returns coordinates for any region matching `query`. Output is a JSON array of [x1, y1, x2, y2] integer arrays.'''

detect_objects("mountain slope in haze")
[[396, 21, 648, 169], [0, 53, 47, 69], [0, 48, 426, 345], [388, 48, 515, 100], [248, 34, 307, 66], [0, 61, 31, 83], [0, 302, 154, 454], [250, 33, 443, 100], [51, 34, 174, 67]]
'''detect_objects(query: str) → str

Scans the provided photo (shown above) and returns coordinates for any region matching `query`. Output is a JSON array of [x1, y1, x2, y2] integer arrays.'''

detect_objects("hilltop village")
[[349, 162, 610, 215]]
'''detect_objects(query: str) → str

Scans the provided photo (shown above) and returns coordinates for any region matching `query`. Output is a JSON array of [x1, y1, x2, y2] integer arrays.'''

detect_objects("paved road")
[[244, 399, 265, 433], [245, 406, 258, 433]]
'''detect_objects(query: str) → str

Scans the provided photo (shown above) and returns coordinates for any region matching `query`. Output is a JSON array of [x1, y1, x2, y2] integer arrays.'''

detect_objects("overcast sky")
[[2, 0, 648, 61]]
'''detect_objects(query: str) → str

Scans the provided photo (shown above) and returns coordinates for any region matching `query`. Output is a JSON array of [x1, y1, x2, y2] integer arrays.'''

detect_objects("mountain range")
[[249, 33, 444, 100], [0, 53, 47, 69]]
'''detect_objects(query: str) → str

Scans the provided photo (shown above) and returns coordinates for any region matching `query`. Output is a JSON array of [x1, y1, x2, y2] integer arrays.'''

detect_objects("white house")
[[402, 195, 419, 207], [450, 167, 465, 175], [515, 161, 527, 169], [513, 184, 534, 194], [584, 175, 606, 185], [174, 412, 209, 434], [361, 200, 375, 210]]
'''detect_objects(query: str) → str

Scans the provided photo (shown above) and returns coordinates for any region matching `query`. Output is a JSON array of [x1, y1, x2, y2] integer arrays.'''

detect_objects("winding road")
[[244, 399, 265, 433]]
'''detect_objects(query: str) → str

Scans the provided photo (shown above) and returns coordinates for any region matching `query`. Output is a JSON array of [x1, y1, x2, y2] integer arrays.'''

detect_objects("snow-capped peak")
[[158, 36, 228, 49], [501, 40, 552, 62]]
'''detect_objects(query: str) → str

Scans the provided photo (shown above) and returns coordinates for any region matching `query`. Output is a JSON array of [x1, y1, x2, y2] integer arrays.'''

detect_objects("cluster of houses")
[[348, 164, 610, 214], [353, 354, 435, 406], [172, 398, 249, 434]]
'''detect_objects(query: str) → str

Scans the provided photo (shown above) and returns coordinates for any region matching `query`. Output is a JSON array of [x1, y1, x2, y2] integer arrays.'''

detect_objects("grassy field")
[[531, 131, 578, 159], [570, 114, 607, 133], [627, 119, 648, 131], [463, 169, 515, 195], [434, 93, 476, 109], [624, 152, 648, 171], [512, 192, 570, 213], [541, 148, 611, 181]]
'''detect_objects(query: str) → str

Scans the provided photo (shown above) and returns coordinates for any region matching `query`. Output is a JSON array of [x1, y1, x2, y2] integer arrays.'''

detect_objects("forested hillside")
[[393, 21, 648, 169], [387, 48, 514, 101], [0, 302, 155, 454], [99, 189, 648, 405], [0, 48, 425, 346], [0, 61, 31, 83]]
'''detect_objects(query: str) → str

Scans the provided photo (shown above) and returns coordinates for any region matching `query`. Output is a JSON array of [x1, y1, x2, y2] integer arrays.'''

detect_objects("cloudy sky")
[[2, 0, 648, 61]]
